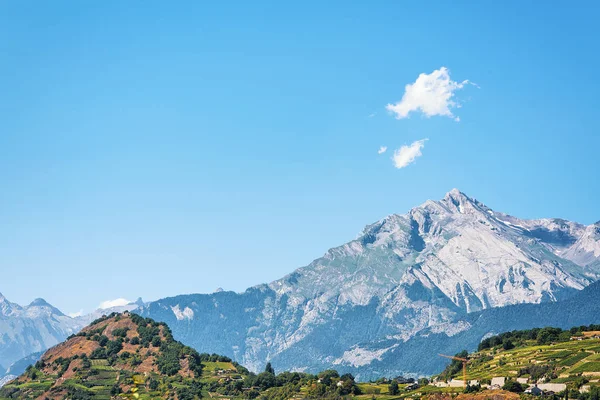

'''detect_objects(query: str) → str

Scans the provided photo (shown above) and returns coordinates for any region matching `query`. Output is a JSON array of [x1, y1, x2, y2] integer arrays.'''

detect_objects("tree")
[[502, 339, 515, 350], [255, 372, 276, 390], [339, 378, 358, 395], [340, 373, 354, 382], [536, 327, 561, 345], [307, 383, 327, 398], [90, 347, 106, 359], [389, 381, 399, 395], [317, 370, 339, 386], [106, 339, 123, 357], [148, 378, 159, 390], [98, 335, 109, 347], [502, 380, 524, 393], [110, 385, 120, 396], [589, 386, 600, 400], [465, 384, 481, 393], [265, 362, 275, 375]]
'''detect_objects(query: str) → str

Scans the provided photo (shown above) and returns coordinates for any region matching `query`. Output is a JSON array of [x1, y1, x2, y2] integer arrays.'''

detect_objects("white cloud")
[[378, 146, 388, 154], [98, 298, 131, 310], [68, 310, 84, 318], [368, 112, 377, 118], [386, 67, 470, 122], [392, 139, 428, 169]]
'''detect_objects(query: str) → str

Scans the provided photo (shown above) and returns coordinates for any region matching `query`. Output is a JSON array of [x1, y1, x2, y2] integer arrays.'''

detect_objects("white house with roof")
[[491, 377, 506, 387]]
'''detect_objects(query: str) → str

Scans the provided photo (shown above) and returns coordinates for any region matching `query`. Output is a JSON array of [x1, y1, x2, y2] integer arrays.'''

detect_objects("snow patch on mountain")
[[333, 344, 398, 367], [0, 375, 16, 388], [563, 223, 600, 266], [428, 320, 472, 336], [171, 304, 194, 320]]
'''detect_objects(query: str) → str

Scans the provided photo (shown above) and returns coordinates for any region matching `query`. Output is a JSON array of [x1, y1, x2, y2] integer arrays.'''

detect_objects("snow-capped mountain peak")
[[0, 293, 22, 317], [136, 189, 600, 375], [3, 189, 600, 379], [0, 294, 81, 368], [441, 188, 471, 212]]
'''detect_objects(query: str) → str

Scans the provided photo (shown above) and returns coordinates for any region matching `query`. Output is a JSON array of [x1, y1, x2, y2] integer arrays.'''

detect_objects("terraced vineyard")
[[439, 328, 600, 391], [466, 339, 600, 382]]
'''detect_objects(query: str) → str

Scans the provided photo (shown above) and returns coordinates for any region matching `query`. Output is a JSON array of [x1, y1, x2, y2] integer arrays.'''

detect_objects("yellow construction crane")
[[438, 354, 468, 389]]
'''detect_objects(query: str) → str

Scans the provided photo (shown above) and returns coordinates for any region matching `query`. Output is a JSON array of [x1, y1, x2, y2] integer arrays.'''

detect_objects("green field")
[[202, 361, 236, 372]]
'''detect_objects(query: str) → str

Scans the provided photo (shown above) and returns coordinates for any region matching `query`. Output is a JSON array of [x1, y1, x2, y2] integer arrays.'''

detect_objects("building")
[[525, 386, 543, 396], [448, 379, 465, 388], [491, 377, 506, 387], [581, 385, 591, 393], [536, 383, 566, 392]]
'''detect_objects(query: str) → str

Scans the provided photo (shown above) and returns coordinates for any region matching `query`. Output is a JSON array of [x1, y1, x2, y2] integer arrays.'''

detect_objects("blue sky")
[[1, 1, 599, 315]]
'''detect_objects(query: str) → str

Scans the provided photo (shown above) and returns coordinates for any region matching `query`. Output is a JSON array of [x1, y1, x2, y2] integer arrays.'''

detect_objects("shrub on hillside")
[[502, 380, 524, 393], [112, 327, 129, 338], [389, 380, 399, 395]]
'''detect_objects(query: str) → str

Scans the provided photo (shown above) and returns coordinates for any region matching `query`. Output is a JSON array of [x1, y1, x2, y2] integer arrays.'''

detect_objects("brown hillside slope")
[[0, 312, 204, 399]]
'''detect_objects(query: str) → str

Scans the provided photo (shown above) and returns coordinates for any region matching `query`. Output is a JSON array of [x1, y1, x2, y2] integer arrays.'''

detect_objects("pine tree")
[[389, 381, 399, 395], [265, 362, 275, 375]]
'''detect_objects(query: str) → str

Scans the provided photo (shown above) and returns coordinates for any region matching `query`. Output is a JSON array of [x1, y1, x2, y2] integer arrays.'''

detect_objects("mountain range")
[[336, 278, 600, 379], [2, 189, 599, 380], [0, 295, 143, 376], [137, 189, 600, 376]]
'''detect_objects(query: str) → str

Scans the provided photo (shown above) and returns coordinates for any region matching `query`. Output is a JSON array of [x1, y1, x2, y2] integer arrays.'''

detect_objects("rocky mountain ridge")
[[0, 295, 143, 373], [138, 189, 600, 374], [2, 189, 599, 378]]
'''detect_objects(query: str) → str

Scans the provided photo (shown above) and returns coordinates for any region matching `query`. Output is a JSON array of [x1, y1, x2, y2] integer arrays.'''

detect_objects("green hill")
[[4, 314, 600, 400], [0, 313, 364, 400], [0, 312, 217, 399], [438, 325, 600, 392]]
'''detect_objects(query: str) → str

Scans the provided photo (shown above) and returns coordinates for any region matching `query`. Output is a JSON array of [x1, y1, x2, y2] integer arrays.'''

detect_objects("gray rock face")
[[0, 294, 82, 368], [0, 295, 143, 368], [0, 375, 16, 388], [139, 189, 600, 375], [1, 189, 598, 377], [348, 279, 600, 380], [1, 351, 43, 382]]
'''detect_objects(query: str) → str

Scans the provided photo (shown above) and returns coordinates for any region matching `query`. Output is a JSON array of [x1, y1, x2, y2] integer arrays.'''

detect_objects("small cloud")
[[392, 139, 428, 169], [368, 112, 377, 118], [386, 67, 472, 121], [68, 310, 84, 318], [378, 146, 388, 154], [98, 298, 131, 310]]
